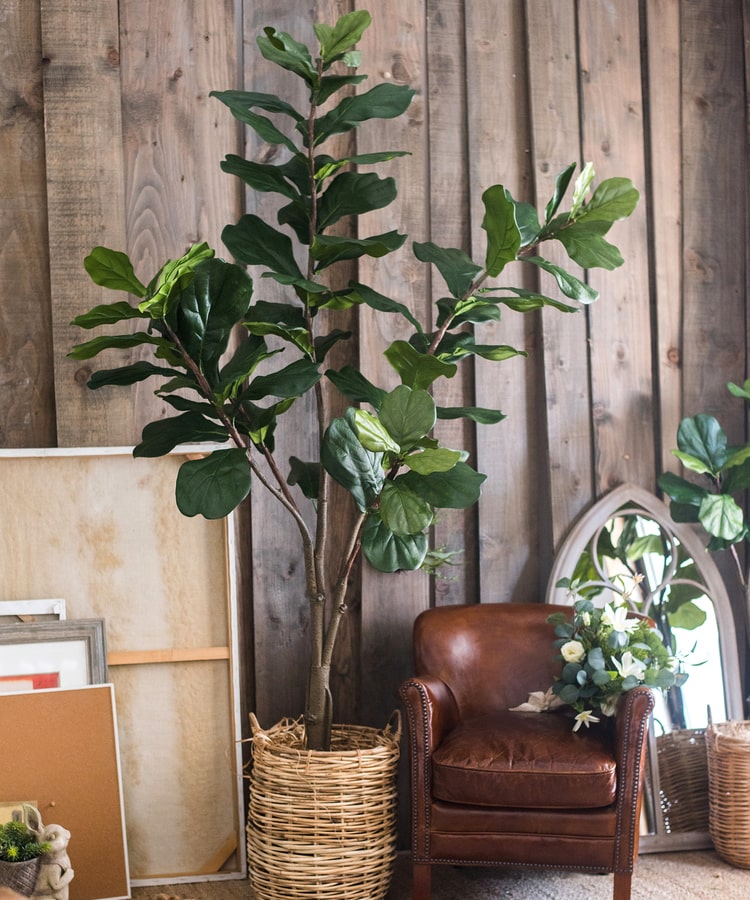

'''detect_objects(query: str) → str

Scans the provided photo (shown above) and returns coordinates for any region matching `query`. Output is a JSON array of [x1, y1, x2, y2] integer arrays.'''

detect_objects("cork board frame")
[[0, 684, 129, 900], [0, 446, 245, 884]]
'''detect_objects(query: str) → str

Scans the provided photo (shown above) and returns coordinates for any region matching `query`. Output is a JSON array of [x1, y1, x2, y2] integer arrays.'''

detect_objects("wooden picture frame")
[[0, 619, 107, 693]]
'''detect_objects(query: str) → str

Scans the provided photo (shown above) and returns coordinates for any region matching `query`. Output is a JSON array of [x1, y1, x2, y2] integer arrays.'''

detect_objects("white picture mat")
[[0, 639, 88, 690]]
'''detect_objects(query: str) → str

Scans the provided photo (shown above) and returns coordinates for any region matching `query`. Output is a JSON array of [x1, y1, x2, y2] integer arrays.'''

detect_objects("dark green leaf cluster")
[[547, 596, 681, 727], [658, 393, 750, 553], [0, 819, 50, 862], [69, 9, 637, 572]]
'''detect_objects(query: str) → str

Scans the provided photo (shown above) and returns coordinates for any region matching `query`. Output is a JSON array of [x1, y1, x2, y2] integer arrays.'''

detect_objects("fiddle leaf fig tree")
[[70, 9, 638, 751]]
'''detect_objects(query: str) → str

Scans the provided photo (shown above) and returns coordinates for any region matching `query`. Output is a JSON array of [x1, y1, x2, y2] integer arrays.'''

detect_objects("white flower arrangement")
[[547, 594, 684, 731]]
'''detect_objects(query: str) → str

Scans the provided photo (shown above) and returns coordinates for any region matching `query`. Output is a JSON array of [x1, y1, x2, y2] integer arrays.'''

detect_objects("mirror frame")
[[545, 482, 743, 852]]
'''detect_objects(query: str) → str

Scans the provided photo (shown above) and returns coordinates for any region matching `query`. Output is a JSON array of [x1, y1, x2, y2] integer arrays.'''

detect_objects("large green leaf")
[[657, 471, 708, 507], [699, 493, 746, 542], [412, 241, 482, 299], [379, 480, 433, 535], [346, 282, 424, 333], [219, 155, 300, 200], [257, 28, 316, 83], [176, 448, 252, 519], [399, 461, 486, 509], [384, 340, 456, 390], [353, 410, 400, 454], [576, 177, 640, 226], [134, 412, 229, 458], [668, 600, 707, 631], [84, 247, 147, 297], [140, 243, 216, 318], [676, 414, 727, 473], [314, 83, 415, 144], [87, 360, 183, 390], [379, 385, 436, 448], [217, 335, 281, 396], [311, 230, 406, 269], [361, 516, 428, 572], [325, 366, 386, 409], [481, 185, 521, 277], [242, 358, 321, 401], [166, 259, 254, 383], [71, 300, 148, 329], [554, 220, 624, 270], [317, 172, 397, 230], [68, 332, 167, 360], [244, 301, 312, 355], [436, 405, 505, 425], [321, 410, 384, 511], [525, 256, 599, 303], [222, 215, 303, 277], [406, 448, 462, 475]]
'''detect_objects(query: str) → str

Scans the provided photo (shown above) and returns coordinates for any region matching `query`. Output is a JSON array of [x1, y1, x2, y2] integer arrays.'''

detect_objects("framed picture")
[[0, 619, 107, 693], [0, 598, 66, 624]]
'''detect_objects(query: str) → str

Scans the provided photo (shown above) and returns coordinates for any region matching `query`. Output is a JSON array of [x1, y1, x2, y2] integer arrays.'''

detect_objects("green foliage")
[[548, 596, 683, 730], [69, 9, 637, 749], [0, 818, 49, 863]]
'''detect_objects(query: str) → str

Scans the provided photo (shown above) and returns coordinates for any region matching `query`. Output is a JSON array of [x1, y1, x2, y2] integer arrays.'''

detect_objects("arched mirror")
[[546, 483, 743, 851]]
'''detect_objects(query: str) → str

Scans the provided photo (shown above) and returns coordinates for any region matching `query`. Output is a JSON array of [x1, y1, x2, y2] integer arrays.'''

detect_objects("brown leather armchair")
[[399, 602, 655, 900]]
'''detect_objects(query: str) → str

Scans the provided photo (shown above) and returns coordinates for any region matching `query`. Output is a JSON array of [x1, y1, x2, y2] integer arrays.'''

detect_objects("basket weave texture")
[[247, 712, 401, 900], [656, 728, 709, 833], [0, 856, 42, 897], [707, 720, 750, 867]]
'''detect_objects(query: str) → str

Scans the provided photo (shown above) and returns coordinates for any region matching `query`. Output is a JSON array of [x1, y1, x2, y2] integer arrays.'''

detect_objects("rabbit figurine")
[[23, 806, 74, 900]]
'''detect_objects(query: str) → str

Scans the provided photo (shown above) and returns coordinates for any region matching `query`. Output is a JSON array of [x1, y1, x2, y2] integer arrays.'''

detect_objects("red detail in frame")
[[0, 672, 61, 690]]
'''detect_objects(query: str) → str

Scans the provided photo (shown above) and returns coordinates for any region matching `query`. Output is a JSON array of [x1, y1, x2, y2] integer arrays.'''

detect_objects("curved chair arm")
[[612, 685, 655, 872], [399, 675, 460, 860]]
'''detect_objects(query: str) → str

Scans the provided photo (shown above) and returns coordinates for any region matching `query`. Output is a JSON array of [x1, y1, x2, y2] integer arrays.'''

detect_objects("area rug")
[[130, 849, 750, 899]]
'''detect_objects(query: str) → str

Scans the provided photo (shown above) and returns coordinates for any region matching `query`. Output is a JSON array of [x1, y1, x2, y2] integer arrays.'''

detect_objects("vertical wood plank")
[[0, 0, 56, 448], [525, 0, 595, 552], [355, 0, 431, 729], [578, 0, 655, 494], [425, 0, 477, 605], [646, 0, 683, 477], [467, 0, 539, 603], [41, 0, 135, 447]]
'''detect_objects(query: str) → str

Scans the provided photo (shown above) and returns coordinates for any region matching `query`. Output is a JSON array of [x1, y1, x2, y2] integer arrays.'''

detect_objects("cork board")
[[0, 684, 129, 900], [0, 448, 244, 883]]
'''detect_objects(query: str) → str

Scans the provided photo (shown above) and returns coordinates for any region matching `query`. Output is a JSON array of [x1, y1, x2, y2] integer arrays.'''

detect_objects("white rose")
[[561, 640, 586, 663]]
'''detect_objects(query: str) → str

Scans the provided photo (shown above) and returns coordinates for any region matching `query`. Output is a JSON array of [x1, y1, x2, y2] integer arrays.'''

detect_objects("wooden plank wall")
[[1, 0, 748, 739]]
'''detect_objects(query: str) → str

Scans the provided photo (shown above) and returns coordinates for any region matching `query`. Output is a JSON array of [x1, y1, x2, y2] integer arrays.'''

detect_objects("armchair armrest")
[[399, 675, 460, 860], [613, 685, 655, 869]]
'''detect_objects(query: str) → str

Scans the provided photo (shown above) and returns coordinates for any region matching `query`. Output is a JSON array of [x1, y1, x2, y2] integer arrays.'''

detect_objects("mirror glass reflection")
[[546, 484, 743, 851]]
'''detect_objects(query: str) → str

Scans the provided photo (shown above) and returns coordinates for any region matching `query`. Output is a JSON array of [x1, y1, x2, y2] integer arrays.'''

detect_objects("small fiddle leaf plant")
[[70, 9, 638, 751], [658, 381, 750, 588]]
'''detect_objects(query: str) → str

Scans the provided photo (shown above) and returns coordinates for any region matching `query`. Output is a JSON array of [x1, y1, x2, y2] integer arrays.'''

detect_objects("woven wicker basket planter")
[[247, 712, 401, 900], [0, 856, 42, 897], [656, 728, 709, 833], [707, 720, 750, 867]]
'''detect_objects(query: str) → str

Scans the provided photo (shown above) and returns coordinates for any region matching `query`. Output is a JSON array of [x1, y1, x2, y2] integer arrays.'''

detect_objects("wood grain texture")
[[41, 0, 135, 446], [525, 0, 595, 552], [0, 1, 56, 448], [578, 0, 655, 494], [466, 0, 539, 604]]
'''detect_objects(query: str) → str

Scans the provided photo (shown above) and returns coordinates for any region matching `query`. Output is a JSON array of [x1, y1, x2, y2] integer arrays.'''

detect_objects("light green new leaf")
[[699, 493, 746, 542], [84, 247, 147, 297], [406, 448, 461, 475], [672, 450, 714, 476], [314, 9, 371, 63], [353, 409, 400, 454], [176, 448, 252, 519], [728, 379, 750, 401], [379, 385, 436, 448], [140, 243, 215, 318]]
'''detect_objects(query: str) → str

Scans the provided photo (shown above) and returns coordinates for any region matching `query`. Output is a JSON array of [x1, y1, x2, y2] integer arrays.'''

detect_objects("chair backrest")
[[413, 602, 569, 720]]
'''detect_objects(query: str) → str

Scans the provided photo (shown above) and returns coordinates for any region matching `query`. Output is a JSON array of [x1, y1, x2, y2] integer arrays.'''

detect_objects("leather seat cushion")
[[432, 710, 617, 808]]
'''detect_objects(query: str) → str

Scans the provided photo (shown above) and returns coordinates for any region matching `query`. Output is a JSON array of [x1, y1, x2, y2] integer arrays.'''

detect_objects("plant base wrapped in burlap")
[[657, 728, 709, 833], [0, 857, 42, 897], [707, 720, 750, 867], [247, 712, 401, 900]]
